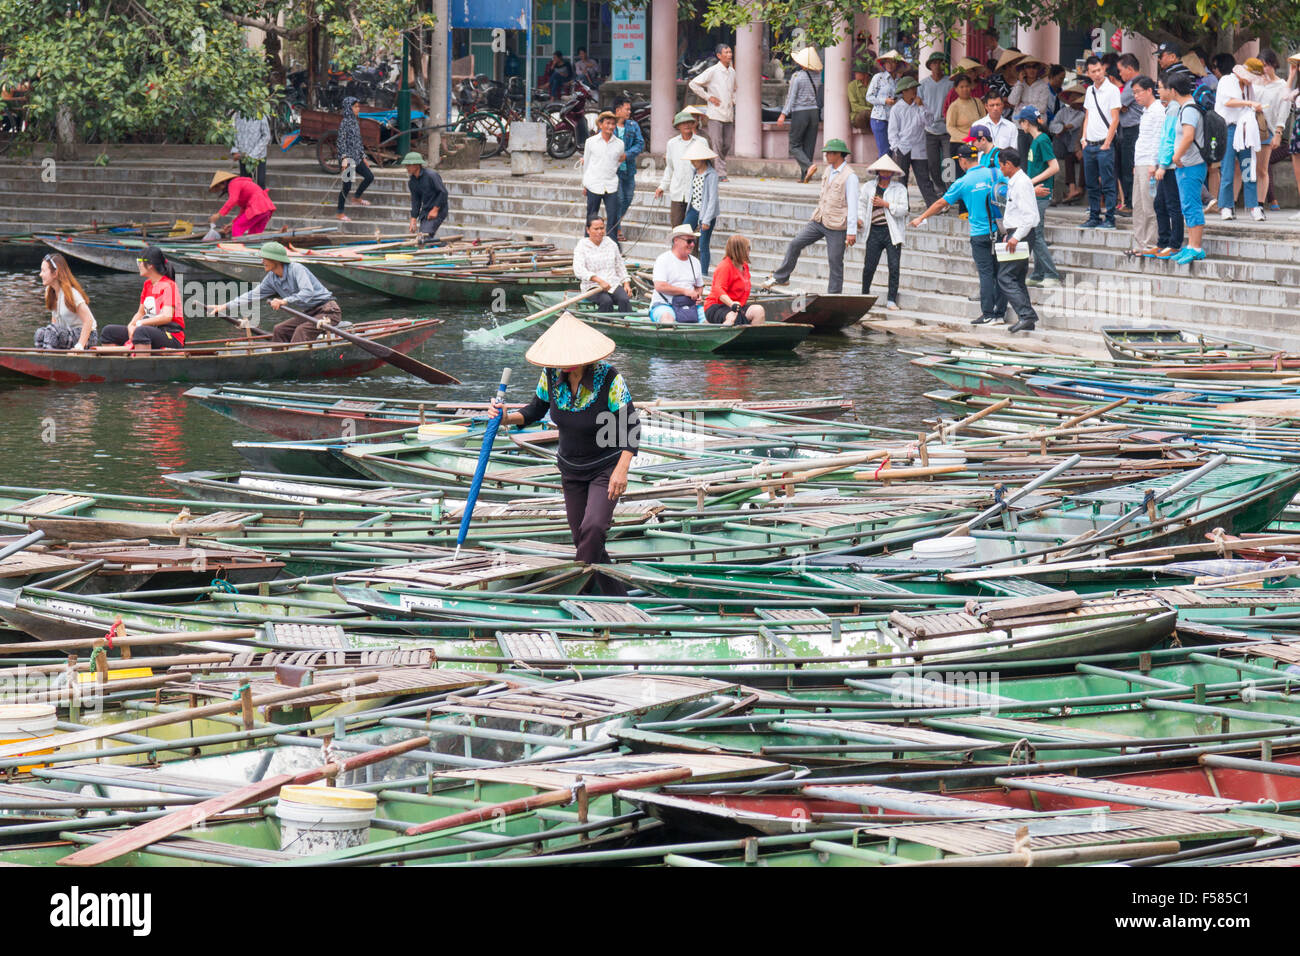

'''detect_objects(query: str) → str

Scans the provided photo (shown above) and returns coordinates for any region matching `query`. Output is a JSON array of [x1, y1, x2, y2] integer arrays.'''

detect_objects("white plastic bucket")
[[416, 423, 469, 443], [0, 703, 58, 771], [275, 785, 376, 855], [913, 536, 979, 560]]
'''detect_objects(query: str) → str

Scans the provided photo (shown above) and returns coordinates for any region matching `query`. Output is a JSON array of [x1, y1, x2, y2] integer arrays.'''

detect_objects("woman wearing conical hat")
[[777, 46, 824, 182], [491, 313, 640, 595], [208, 169, 275, 239]]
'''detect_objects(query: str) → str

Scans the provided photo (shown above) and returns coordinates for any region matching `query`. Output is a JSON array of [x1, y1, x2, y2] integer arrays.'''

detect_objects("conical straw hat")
[[209, 170, 238, 191], [682, 139, 718, 161], [867, 154, 904, 175], [793, 47, 823, 71], [526, 312, 616, 368], [994, 49, 1026, 71]]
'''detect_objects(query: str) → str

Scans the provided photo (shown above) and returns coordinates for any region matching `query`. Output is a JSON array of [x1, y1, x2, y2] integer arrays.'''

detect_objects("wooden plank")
[[976, 591, 1082, 623]]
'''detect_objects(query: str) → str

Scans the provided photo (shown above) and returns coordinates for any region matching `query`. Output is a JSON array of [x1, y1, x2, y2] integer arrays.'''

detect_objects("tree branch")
[[230, 13, 309, 37]]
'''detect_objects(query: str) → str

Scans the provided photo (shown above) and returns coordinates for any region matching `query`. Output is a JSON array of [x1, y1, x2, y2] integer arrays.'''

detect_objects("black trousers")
[[1117, 125, 1139, 206], [925, 131, 950, 197], [562, 465, 627, 596], [996, 255, 1038, 324], [861, 223, 901, 301], [591, 287, 631, 312], [788, 108, 820, 178], [585, 190, 622, 244], [1153, 171, 1185, 249], [100, 324, 181, 348], [338, 158, 373, 212], [969, 235, 1006, 319]]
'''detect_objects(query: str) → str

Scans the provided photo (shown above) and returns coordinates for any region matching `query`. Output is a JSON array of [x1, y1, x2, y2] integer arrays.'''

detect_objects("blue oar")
[[454, 367, 512, 558]]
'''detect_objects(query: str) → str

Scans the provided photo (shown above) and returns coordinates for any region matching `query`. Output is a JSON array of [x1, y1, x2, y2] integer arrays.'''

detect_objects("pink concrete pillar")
[[649, 0, 678, 153], [950, 21, 967, 64], [734, 20, 763, 158], [823, 21, 852, 144], [1019, 23, 1059, 64]]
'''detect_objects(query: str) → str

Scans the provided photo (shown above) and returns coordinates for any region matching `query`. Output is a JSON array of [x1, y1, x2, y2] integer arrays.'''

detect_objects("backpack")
[[1189, 87, 1228, 164]]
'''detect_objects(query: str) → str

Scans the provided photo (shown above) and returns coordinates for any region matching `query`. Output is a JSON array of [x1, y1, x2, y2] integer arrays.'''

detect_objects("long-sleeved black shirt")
[[518, 362, 639, 480], [408, 168, 448, 221]]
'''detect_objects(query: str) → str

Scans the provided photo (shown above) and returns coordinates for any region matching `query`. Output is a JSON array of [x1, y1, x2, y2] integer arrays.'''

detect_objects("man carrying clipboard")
[[994, 147, 1041, 333]]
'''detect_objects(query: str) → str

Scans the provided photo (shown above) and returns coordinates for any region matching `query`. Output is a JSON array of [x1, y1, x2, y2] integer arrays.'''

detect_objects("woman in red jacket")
[[703, 235, 766, 326], [208, 170, 276, 238]]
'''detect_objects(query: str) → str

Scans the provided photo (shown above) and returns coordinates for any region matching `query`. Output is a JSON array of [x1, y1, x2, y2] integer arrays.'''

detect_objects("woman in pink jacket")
[[208, 170, 276, 237]]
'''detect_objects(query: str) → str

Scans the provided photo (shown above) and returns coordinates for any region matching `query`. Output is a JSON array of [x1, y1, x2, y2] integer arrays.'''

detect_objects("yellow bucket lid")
[[279, 785, 376, 810], [416, 423, 470, 441]]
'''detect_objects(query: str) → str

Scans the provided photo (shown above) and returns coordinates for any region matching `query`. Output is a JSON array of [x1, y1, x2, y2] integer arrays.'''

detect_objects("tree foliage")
[[700, 0, 1299, 56], [0, 0, 273, 144]]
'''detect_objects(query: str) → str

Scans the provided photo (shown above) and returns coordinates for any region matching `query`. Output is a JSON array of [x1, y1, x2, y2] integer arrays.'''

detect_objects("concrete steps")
[[3, 158, 1300, 350]]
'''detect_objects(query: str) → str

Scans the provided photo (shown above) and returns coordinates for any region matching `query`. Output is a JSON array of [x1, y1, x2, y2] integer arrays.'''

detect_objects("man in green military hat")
[[208, 240, 343, 343], [404, 150, 449, 242], [848, 60, 873, 133], [655, 110, 710, 226], [762, 138, 858, 293]]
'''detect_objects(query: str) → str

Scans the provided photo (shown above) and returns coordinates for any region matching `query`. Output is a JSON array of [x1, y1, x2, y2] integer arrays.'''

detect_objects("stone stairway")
[[3, 155, 1299, 350]]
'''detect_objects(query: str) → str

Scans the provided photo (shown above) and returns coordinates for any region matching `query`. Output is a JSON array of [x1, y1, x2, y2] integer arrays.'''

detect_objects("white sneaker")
[[1251, 207, 1266, 221], [1291, 211, 1300, 220], [1204, 198, 1218, 213], [1041, 277, 1062, 288], [760, 274, 780, 289], [886, 300, 900, 311], [1219, 207, 1235, 220]]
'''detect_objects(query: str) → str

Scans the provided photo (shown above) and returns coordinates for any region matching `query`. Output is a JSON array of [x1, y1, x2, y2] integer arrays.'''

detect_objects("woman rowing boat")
[[490, 313, 640, 595], [35, 253, 98, 350], [98, 247, 185, 351]]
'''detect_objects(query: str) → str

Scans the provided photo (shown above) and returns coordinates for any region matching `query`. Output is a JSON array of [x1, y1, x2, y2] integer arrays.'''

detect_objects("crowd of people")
[[572, 38, 1300, 336]]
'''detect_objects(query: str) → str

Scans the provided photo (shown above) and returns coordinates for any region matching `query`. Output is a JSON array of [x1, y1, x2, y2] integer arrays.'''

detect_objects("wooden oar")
[[58, 734, 431, 867], [488, 287, 604, 339], [275, 305, 461, 385]]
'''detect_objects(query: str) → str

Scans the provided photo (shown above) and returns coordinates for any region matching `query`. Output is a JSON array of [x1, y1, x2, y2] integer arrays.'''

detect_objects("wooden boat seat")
[[34, 764, 244, 797], [173, 648, 436, 669], [805, 571, 914, 595], [857, 810, 1260, 855], [941, 715, 1132, 742], [805, 784, 1036, 817], [0, 552, 83, 578], [488, 464, 558, 482], [1073, 463, 1263, 504], [496, 630, 565, 664], [850, 675, 1017, 708], [8, 493, 94, 515], [788, 719, 991, 748], [184, 511, 261, 526], [756, 607, 834, 634], [503, 540, 579, 557], [977, 577, 1061, 598], [437, 674, 727, 727], [328, 399, 384, 412], [185, 668, 491, 707], [263, 622, 350, 649], [997, 774, 1243, 810], [559, 600, 657, 624]]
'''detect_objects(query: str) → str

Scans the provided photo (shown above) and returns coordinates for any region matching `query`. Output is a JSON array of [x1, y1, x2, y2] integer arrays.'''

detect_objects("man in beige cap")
[[655, 111, 710, 226], [491, 313, 639, 596], [763, 139, 858, 293], [777, 47, 824, 181]]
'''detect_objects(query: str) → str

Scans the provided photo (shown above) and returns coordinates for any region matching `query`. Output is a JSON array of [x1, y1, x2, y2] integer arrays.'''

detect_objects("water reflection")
[[0, 265, 937, 494]]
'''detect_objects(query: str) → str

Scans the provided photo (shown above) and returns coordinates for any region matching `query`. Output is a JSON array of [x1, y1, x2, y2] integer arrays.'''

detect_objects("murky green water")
[[0, 264, 935, 496]]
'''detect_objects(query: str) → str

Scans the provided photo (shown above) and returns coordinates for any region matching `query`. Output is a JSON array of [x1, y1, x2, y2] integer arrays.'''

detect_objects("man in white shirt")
[[887, 77, 935, 204], [1080, 54, 1121, 228], [982, 92, 1018, 150], [1130, 76, 1166, 254], [649, 225, 705, 323], [573, 216, 632, 312], [996, 148, 1041, 333], [655, 111, 710, 227], [581, 111, 625, 242], [687, 43, 737, 180], [918, 52, 953, 201]]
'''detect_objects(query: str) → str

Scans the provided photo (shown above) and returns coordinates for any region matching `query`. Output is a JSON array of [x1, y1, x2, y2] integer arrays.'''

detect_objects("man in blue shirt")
[[910, 144, 1008, 324], [611, 95, 645, 242]]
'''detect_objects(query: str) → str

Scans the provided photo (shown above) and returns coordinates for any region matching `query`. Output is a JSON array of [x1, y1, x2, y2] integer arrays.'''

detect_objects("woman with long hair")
[[1256, 50, 1289, 210], [98, 247, 185, 350], [35, 253, 97, 350], [704, 235, 765, 326]]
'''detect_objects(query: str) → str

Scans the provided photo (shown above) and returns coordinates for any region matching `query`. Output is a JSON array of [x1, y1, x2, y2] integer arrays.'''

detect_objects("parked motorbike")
[[542, 78, 598, 158]]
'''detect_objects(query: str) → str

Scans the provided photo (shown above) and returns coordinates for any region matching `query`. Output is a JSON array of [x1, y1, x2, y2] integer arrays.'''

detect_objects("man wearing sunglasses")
[[649, 225, 705, 323]]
